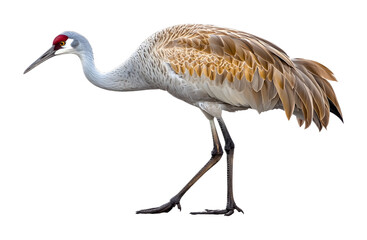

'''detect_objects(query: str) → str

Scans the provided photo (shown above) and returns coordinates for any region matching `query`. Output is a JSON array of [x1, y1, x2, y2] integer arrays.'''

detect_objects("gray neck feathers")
[[65, 31, 152, 92]]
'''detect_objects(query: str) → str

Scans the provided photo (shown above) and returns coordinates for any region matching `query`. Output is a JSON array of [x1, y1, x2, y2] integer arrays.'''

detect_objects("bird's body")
[[24, 24, 343, 216]]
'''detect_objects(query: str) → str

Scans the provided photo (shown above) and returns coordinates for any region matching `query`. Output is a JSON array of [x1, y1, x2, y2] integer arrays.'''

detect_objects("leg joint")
[[224, 140, 235, 153], [211, 146, 224, 157]]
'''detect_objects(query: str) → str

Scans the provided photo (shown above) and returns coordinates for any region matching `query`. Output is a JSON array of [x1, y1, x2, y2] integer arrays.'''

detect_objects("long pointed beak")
[[24, 46, 56, 74]]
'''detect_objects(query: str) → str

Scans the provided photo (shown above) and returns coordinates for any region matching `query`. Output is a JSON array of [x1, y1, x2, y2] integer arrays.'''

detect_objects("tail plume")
[[292, 58, 343, 130]]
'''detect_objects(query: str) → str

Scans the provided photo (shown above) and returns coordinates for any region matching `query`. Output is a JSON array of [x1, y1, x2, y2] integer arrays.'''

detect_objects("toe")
[[136, 201, 180, 214]]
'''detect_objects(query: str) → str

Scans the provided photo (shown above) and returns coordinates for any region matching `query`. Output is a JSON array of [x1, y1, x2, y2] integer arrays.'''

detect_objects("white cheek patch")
[[55, 39, 75, 55]]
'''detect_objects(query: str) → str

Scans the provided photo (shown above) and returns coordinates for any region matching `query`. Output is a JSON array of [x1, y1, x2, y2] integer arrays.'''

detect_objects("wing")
[[154, 24, 342, 130]]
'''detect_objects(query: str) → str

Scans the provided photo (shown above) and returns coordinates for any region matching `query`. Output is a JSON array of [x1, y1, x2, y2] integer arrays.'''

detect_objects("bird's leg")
[[136, 119, 223, 214], [191, 117, 243, 216]]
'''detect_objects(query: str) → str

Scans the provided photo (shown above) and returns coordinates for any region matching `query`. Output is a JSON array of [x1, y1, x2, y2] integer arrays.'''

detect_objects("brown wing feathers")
[[158, 25, 342, 129]]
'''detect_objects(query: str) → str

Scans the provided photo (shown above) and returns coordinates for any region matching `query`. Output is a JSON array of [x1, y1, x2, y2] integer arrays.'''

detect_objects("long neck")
[[78, 47, 151, 92]]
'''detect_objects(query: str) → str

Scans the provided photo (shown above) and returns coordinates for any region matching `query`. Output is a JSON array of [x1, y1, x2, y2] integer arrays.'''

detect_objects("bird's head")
[[24, 32, 86, 74]]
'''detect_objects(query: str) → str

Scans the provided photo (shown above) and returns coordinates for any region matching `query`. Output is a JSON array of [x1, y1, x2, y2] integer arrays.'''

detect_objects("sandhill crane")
[[24, 24, 343, 216]]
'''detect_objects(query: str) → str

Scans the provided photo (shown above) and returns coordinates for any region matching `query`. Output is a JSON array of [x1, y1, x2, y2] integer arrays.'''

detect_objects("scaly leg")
[[191, 117, 243, 216], [136, 119, 223, 214]]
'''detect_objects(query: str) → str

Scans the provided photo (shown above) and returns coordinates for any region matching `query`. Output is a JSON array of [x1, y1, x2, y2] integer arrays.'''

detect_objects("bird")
[[24, 24, 343, 216]]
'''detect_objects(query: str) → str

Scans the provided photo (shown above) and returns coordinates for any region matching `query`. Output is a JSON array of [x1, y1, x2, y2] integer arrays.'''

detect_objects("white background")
[[0, 0, 366, 239]]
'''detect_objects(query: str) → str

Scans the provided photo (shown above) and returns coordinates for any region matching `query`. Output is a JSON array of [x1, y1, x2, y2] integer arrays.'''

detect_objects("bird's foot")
[[190, 203, 243, 216], [136, 197, 181, 214]]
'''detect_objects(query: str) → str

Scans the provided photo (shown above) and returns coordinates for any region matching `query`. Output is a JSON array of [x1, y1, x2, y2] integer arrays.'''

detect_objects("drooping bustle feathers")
[[292, 58, 343, 130]]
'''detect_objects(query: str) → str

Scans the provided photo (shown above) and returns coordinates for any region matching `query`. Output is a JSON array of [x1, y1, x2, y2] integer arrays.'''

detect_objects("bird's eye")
[[59, 41, 66, 46]]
